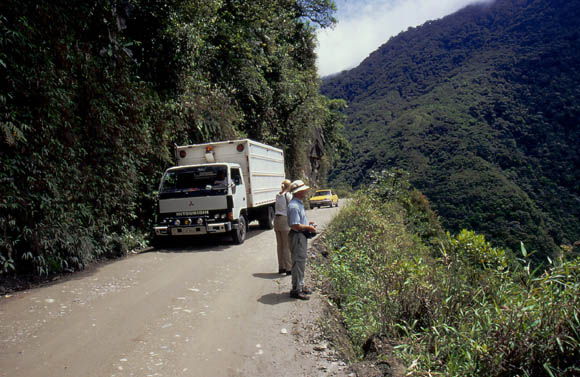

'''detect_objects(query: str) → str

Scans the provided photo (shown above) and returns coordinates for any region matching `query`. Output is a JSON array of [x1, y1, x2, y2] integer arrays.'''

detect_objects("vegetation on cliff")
[[317, 171, 579, 376], [0, 0, 346, 275]]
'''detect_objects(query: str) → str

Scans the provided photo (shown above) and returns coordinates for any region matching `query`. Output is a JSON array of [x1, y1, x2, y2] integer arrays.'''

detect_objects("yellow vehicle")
[[309, 189, 339, 209]]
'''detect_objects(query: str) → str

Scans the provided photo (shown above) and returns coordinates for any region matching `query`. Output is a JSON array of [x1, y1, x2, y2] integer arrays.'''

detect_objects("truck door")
[[230, 167, 246, 218]]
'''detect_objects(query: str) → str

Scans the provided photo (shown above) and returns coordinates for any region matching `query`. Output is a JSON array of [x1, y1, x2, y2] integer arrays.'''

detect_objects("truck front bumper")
[[154, 222, 232, 236]]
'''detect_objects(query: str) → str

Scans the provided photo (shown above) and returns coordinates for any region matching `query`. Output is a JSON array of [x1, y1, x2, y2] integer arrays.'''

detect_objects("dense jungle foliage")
[[321, 0, 580, 261], [0, 0, 347, 275], [317, 171, 580, 376]]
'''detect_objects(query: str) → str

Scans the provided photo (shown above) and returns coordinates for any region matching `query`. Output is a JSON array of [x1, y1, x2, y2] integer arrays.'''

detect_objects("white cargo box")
[[175, 139, 285, 208]]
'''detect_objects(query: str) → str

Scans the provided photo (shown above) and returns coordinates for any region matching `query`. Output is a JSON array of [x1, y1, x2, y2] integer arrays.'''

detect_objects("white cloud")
[[316, 0, 493, 77]]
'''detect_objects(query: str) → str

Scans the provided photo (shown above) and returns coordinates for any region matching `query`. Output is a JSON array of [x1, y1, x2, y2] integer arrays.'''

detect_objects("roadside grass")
[[316, 171, 580, 377]]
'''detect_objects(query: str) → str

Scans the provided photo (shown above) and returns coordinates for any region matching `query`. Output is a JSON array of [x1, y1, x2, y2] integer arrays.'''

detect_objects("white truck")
[[153, 139, 285, 244]]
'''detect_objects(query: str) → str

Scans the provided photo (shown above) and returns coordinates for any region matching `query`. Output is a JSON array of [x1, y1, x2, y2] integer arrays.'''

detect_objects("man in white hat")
[[287, 180, 317, 300]]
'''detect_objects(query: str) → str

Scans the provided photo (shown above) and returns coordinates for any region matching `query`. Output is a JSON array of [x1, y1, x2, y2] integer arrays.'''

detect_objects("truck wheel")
[[152, 233, 172, 248], [259, 205, 275, 229], [232, 215, 247, 244], [151, 235, 163, 249]]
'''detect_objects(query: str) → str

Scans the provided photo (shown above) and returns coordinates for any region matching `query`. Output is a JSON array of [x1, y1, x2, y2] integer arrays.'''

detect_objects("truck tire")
[[232, 215, 247, 244], [151, 235, 163, 249], [259, 205, 275, 229], [151, 233, 170, 249]]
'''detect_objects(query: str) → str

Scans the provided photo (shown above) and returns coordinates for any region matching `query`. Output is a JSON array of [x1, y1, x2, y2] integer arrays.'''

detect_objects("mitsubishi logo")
[[189, 201, 195, 207]]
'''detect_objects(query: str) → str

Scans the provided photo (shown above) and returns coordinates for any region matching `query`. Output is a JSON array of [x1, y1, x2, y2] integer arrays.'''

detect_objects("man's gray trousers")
[[289, 230, 307, 291]]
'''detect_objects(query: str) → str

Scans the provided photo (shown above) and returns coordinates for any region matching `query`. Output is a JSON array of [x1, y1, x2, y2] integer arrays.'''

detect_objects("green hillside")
[[321, 0, 580, 259]]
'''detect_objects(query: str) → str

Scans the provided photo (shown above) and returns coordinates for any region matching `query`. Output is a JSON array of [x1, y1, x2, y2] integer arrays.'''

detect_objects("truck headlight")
[[197, 218, 203, 225], [174, 219, 181, 226]]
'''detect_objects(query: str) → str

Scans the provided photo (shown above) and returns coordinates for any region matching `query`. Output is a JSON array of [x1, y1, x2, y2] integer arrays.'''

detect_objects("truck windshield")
[[159, 165, 228, 199], [316, 191, 331, 196]]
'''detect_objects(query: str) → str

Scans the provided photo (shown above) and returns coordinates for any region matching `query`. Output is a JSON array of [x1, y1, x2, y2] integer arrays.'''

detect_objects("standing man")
[[287, 180, 317, 300], [274, 179, 293, 275]]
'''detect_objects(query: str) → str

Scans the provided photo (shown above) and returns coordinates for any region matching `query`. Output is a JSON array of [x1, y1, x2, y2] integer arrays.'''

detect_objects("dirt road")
[[0, 205, 345, 377]]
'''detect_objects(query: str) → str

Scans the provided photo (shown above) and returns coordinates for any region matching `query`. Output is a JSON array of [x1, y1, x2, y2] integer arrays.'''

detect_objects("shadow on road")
[[257, 292, 295, 305], [150, 224, 269, 253], [252, 272, 288, 280]]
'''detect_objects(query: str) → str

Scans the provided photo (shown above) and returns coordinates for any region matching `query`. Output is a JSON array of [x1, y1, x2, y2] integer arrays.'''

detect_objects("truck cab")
[[154, 163, 248, 244]]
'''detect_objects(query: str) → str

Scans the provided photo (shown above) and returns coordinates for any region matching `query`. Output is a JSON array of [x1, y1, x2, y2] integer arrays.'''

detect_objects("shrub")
[[318, 170, 580, 376]]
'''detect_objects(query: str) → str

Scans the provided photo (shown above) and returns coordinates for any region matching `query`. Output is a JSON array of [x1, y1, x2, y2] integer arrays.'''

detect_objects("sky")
[[316, 0, 492, 77]]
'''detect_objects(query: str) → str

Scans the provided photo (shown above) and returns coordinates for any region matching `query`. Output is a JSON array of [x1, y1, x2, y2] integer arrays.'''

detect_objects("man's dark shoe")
[[279, 269, 286, 274], [302, 287, 313, 295], [290, 290, 310, 300], [286, 270, 292, 276]]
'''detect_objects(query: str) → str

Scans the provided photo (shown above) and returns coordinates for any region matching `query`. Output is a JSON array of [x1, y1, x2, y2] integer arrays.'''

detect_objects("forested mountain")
[[321, 0, 580, 259], [0, 0, 345, 275]]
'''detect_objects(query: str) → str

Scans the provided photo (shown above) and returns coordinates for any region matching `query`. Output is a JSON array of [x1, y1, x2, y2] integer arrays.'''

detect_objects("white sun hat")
[[290, 180, 310, 194]]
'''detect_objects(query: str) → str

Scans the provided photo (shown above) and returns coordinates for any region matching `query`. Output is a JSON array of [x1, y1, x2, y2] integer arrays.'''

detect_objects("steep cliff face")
[[307, 128, 325, 183], [321, 0, 580, 258]]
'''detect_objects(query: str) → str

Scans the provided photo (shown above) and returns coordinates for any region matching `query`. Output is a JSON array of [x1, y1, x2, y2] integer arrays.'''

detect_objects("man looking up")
[[287, 180, 317, 300]]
